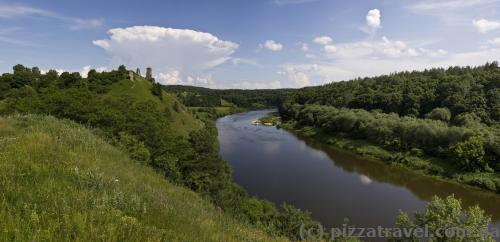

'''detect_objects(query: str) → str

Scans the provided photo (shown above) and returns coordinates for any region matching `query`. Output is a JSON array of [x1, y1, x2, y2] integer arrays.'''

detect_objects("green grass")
[[107, 76, 203, 137], [0, 114, 287, 242]]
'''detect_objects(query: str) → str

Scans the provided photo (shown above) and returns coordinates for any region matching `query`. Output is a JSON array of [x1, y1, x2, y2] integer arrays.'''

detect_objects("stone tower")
[[146, 67, 153, 81], [136, 68, 141, 76], [128, 71, 135, 81]]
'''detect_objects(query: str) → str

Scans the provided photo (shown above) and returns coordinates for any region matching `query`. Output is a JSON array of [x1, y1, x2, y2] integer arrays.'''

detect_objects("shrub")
[[450, 136, 487, 172], [425, 107, 451, 122]]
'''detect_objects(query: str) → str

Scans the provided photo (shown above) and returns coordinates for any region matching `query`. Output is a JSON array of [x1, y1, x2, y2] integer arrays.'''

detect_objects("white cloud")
[[366, 9, 381, 29], [280, 46, 500, 87], [0, 3, 102, 30], [300, 43, 309, 51], [321, 36, 448, 59], [79, 65, 107, 77], [157, 70, 182, 85], [473, 19, 500, 33], [234, 80, 282, 89], [313, 36, 332, 45], [94, 26, 238, 87], [278, 35, 475, 87], [324, 45, 337, 53], [409, 0, 497, 11], [489, 37, 500, 45], [231, 58, 259, 66], [408, 0, 498, 26], [261, 40, 283, 51], [281, 63, 352, 87]]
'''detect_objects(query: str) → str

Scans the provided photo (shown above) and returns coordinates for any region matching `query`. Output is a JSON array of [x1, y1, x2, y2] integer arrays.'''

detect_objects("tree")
[[394, 195, 493, 242], [426, 107, 451, 122], [450, 136, 487, 172]]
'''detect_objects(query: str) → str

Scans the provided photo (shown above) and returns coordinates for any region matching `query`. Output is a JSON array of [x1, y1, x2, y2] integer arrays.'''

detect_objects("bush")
[[461, 175, 497, 192], [450, 136, 487, 172], [395, 195, 494, 241], [425, 107, 451, 122]]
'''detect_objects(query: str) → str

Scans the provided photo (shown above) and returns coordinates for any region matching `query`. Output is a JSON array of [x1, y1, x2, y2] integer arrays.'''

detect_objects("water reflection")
[[217, 109, 500, 232]]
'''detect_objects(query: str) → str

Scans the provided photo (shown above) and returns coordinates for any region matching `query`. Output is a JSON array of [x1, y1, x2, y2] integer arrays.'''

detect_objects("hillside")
[[0, 114, 286, 242], [107, 75, 203, 137]]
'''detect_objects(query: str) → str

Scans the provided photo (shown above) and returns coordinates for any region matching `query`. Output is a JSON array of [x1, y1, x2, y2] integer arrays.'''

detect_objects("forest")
[[279, 62, 500, 193]]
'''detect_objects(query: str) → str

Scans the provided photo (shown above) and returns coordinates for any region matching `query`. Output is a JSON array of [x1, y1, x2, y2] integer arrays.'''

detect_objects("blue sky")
[[1, 0, 500, 88]]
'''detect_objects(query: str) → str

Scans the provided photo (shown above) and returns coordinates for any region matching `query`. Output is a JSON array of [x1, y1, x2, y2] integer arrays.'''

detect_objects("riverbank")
[[280, 121, 500, 194]]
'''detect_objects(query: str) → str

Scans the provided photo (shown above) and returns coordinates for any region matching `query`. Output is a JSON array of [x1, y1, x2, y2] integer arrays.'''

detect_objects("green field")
[[0, 114, 287, 242]]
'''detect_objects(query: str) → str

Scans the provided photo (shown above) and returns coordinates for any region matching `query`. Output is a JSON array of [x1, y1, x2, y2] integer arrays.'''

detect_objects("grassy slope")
[[0, 115, 287, 242], [107, 76, 203, 137]]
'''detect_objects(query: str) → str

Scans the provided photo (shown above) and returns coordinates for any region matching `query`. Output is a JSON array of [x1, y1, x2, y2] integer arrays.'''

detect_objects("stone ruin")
[[136, 68, 141, 76], [146, 67, 153, 81], [128, 71, 134, 81]]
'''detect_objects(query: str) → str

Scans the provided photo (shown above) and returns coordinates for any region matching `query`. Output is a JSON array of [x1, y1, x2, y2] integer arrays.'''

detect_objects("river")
[[216, 109, 500, 238]]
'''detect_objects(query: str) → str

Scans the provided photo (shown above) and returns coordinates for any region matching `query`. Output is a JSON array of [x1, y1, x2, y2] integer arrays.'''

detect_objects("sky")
[[1, 0, 500, 89]]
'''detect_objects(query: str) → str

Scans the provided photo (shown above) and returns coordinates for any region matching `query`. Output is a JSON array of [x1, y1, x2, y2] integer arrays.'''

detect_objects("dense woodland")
[[164, 85, 292, 108], [280, 62, 500, 193], [289, 62, 500, 124]]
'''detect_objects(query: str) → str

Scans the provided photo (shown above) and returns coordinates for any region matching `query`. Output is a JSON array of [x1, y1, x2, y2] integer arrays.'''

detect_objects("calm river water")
[[217, 109, 500, 238]]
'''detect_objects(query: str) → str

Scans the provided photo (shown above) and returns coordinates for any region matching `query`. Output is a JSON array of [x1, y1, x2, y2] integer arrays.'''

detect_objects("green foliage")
[[164, 85, 292, 108], [151, 82, 163, 99], [0, 115, 285, 242], [0, 64, 320, 240], [394, 195, 494, 242], [426, 107, 452, 122], [450, 136, 487, 172], [114, 132, 151, 164], [280, 103, 498, 174], [287, 62, 500, 124]]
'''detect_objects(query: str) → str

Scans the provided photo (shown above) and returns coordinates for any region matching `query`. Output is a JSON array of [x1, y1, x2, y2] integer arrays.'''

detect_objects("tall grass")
[[0, 114, 286, 242]]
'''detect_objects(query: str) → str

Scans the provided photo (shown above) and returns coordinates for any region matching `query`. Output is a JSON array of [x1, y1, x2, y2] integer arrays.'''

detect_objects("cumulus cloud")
[[278, 35, 460, 87], [234, 80, 282, 89], [313, 36, 333, 45], [321, 36, 448, 59], [93, 26, 238, 87], [261, 40, 283, 51], [0, 3, 102, 30], [280, 45, 500, 87], [366, 9, 381, 29], [324, 45, 337, 54], [473, 19, 500, 33]]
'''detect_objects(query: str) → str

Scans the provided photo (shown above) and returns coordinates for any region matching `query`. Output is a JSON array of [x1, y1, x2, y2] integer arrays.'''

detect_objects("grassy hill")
[[107, 75, 203, 137], [0, 114, 287, 242]]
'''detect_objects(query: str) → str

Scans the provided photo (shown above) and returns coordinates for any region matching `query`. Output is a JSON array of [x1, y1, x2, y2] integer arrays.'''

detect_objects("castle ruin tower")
[[136, 68, 141, 76], [146, 67, 153, 81], [128, 71, 135, 81]]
